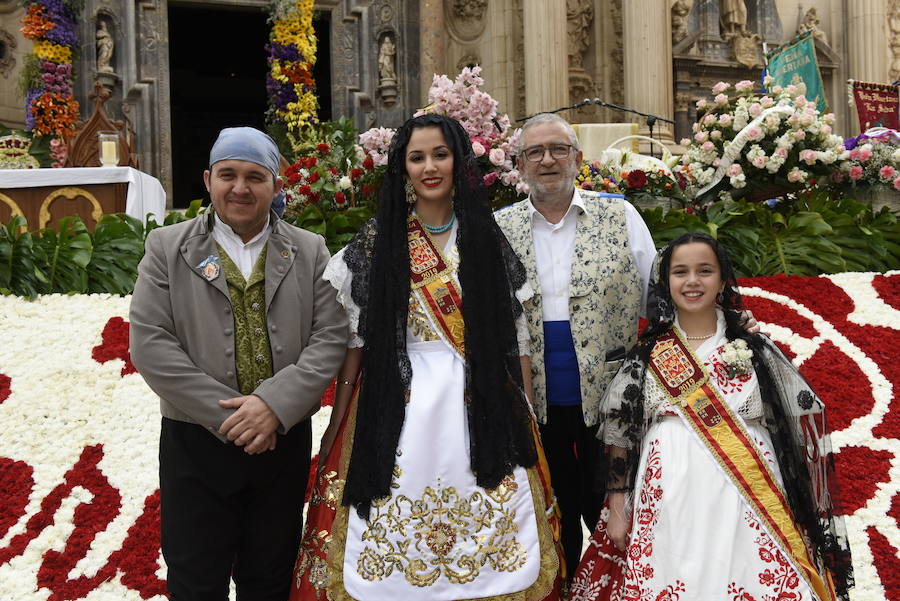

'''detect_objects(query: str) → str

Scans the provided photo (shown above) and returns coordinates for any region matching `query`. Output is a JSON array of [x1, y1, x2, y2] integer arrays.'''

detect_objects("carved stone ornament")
[[672, 0, 692, 43], [453, 0, 487, 20], [797, 7, 827, 45], [731, 29, 761, 68], [445, 0, 488, 42], [566, 0, 593, 71], [377, 33, 398, 107], [96, 20, 114, 74], [720, 0, 748, 39], [891, 0, 900, 81], [456, 53, 481, 72], [0, 28, 16, 78]]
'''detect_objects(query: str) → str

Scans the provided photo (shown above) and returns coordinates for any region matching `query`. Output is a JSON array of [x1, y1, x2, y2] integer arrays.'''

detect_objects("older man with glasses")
[[494, 113, 656, 583]]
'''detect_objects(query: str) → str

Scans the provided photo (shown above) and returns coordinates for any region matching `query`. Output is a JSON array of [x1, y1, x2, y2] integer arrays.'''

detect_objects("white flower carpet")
[[0, 271, 897, 600]]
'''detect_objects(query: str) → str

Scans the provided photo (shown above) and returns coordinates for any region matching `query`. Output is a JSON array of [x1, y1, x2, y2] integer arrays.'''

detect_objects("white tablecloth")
[[0, 166, 166, 224]]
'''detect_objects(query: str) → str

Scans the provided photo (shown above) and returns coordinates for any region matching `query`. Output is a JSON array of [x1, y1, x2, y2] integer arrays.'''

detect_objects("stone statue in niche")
[[719, 0, 748, 38], [566, 0, 593, 71], [797, 7, 827, 45], [96, 21, 114, 73], [378, 34, 396, 81], [672, 0, 692, 43], [377, 33, 398, 107]]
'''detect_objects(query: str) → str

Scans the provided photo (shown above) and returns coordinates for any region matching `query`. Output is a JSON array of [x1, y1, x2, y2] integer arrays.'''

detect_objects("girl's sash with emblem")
[[646, 328, 837, 601]]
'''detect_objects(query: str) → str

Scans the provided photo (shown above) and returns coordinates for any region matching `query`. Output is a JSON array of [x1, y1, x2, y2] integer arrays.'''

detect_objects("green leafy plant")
[[0, 216, 48, 297], [31, 216, 92, 293], [86, 214, 145, 294]]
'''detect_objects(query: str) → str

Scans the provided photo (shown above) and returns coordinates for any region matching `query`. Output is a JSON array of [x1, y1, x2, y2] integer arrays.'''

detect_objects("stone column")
[[848, 0, 890, 82], [623, 0, 674, 143], [420, 0, 446, 103], [523, 0, 568, 116]]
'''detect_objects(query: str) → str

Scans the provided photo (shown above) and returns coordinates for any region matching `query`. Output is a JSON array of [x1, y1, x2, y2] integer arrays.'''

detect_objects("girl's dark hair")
[[342, 114, 536, 516], [620, 232, 852, 597]]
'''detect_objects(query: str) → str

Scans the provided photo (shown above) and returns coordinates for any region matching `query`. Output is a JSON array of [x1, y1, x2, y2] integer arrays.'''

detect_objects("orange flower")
[[20, 4, 55, 40], [29, 92, 80, 137]]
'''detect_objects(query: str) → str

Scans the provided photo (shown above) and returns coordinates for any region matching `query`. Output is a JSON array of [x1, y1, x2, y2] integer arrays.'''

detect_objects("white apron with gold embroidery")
[[329, 225, 542, 600]]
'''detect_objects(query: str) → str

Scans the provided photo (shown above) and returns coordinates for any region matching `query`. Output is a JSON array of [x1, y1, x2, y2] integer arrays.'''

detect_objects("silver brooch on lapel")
[[196, 255, 221, 281]]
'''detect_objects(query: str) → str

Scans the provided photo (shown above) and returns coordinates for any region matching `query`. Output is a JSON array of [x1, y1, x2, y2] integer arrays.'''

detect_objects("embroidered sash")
[[647, 328, 837, 601], [407, 216, 465, 356]]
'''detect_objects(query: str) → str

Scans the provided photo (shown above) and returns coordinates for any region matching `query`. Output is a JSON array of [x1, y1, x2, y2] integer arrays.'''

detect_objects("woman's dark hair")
[[342, 114, 536, 516], [618, 232, 852, 597]]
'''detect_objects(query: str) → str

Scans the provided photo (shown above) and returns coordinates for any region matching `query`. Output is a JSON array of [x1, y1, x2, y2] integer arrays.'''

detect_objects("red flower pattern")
[[1, 273, 898, 599]]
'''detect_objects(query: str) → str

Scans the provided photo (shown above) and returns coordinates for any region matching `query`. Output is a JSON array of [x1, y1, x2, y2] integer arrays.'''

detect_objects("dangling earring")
[[404, 179, 417, 205], [716, 289, 724, 305]]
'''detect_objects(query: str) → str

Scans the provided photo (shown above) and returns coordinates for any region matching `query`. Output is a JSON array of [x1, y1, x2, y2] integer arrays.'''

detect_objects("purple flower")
[[267, 42, 304, 63]]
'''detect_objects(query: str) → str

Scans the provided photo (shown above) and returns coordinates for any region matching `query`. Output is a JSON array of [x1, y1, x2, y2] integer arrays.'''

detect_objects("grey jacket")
[[129, 211, 348, 442]]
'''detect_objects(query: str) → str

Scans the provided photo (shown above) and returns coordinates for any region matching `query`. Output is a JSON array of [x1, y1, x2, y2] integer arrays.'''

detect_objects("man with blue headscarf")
[[130, 127, 348, 600]]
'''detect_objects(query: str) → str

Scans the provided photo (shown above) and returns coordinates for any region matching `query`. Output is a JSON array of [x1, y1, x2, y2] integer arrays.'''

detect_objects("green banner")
[[766, 32, 827, 113]]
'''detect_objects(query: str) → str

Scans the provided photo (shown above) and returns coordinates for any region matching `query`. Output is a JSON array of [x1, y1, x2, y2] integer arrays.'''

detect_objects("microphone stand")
[[515, 99, 674, 158]]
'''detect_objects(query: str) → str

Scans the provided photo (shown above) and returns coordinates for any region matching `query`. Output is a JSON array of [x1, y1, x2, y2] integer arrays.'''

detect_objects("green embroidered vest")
[[217, 244, 274, 395]]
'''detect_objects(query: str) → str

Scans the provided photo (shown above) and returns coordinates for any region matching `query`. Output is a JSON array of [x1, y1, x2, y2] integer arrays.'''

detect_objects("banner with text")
[[766, 32, 827, 114], [850, 80, 900, 132]]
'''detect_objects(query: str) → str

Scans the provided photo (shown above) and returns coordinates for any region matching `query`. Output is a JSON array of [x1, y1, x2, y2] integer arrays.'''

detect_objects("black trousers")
[[539, 405, 605, 579], [159, 417, 312, 601]]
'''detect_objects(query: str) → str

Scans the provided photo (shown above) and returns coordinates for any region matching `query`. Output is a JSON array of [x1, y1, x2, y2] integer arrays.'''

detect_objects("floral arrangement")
[[574, 159, 621, 194], [837, 128, 900, 191], [3, 272, 899, 600], [679, 78, 846, 204], [18, 0, 80, 138], [266, 0, 318, 139], [720, 338, 753, 377], [359, 67, 525, 208], [281, 118, 378, 252]]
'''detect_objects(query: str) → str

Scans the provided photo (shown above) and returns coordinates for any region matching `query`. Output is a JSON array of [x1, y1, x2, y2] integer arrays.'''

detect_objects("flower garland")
[[19, 0, 80, 138], [266, 0, 318, 137], [0, 273, 897, 600]]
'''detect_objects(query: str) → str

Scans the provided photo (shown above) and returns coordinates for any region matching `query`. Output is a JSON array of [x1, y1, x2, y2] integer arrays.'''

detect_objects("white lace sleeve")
[[322, 248, 364, 348], [514, 280, 534, 356]]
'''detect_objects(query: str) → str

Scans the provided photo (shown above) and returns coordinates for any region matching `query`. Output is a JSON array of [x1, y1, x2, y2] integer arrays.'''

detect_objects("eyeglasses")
[[521, 143, 575, 162]]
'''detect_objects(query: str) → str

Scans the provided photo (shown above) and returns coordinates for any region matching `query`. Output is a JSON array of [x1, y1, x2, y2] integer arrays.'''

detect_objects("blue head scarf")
[[208, 127, 280, 177]]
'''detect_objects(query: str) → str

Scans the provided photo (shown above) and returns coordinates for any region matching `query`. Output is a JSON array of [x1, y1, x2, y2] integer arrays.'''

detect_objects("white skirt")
[[621, 415, 819, 601], [342, 340, 542, 600]]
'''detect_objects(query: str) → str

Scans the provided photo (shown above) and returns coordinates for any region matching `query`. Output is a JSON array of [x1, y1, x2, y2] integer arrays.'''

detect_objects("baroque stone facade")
[[0, 0, 894, 203]]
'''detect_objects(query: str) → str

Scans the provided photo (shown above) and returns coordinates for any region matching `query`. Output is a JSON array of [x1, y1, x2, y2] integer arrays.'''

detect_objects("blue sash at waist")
[[543, 320, 582, 406]]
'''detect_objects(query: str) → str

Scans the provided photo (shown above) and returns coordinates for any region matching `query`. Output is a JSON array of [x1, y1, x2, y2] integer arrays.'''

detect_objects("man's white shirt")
[[527, 189, 655, 321], [212, 213, 272, 280]]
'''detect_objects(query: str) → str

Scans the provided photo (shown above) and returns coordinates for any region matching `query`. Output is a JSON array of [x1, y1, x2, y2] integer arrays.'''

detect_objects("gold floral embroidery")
[[295, 528, 332, 598], [355, 473, 528, 587], [407, 296, 441, 341]]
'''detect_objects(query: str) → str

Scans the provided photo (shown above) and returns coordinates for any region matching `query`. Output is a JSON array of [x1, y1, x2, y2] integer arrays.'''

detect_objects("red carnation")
[[350, 168, 364, 180], [302, 157, 317, 168], [626, 170, 648, 189], [316, 143, 330, 154], [362, 156, 375, 170], [308, 171, 320, 184], [334, 191, 347, 206], [298, 184, 312, 196]]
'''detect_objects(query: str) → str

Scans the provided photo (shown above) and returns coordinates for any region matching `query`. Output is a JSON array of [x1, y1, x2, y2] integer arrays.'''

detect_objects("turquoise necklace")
[[423, 213, 456, 234]]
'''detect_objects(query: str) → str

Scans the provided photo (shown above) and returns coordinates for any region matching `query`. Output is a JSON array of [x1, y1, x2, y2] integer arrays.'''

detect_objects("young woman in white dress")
[[290, 114, 562, 601]]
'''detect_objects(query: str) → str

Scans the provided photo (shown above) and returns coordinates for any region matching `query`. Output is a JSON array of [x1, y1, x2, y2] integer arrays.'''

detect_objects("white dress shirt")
[[528, 189, 655, 321], [212, 213, 272, 280]]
